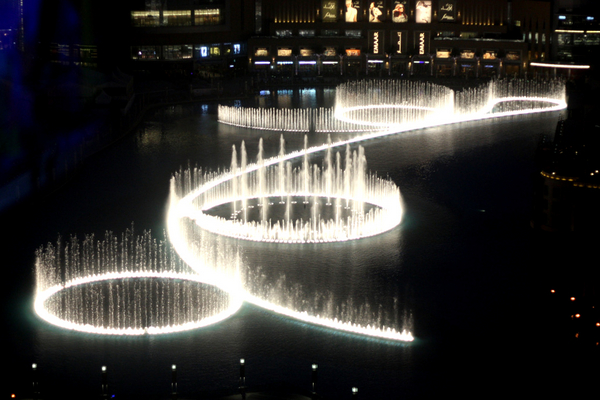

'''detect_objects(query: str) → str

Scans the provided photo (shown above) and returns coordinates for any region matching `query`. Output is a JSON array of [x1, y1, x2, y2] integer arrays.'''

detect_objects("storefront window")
[[131, 46, 161, 60], [163, 45, 192, 60]]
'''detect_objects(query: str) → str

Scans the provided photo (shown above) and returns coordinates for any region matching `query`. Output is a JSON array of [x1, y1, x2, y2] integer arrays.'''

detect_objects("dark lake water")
[[3, 89, 596, 399]]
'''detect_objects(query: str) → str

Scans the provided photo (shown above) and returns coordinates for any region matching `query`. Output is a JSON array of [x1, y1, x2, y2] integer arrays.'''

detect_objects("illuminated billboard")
[[438, 1, 456, 22], [322, 0, 338, 22], [414, 31, 430, 55], [505, 51, 520, 61], [345, 0, 362, 22], [391, 31, 407, 54], [483, 50, 497, 60], [255, 47, 268, 57], [324, 46, 337, 56], [346, 48, 361, 56], [300, 48, 314, 57], [460, 49, 475, 59], [436, 48, 452, 58], [392, 1, 409, 23], [415, 1, 432, 23], [369, 30, 384, 54], [369, 1, 384, 22], [278, 48, 292, 57]]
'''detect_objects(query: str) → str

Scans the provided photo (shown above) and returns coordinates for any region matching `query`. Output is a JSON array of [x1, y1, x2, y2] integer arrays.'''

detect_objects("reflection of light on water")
[[138, 125, 163, 151]]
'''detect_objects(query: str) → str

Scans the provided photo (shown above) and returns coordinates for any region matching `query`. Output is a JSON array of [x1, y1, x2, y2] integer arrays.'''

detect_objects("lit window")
[[163, 10, 192, 27], [131, 11, 160, 27], [195, 9, 222, 25], [163, 45, 192, 60]]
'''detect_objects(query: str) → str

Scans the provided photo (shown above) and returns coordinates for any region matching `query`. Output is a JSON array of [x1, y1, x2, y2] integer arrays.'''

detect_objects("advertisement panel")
[[255, 47, 269, 57], [369, 30, 385, 54], [483, 50, 497, 60], [391, 31, 406, 54], [506, 51, 521, 61], [436, 48, 452, 58], [322, 0, 338, 22], [415, 1, 432, 23], [392, 1, 409, 23], [324, 46, 337, 56], [438, 1, 456, 22], [346, 48, 361, 56], [414, 31, 430, 55], [300, 48, 314, 57], [278, 48, 292, 57], [368, 1, 385, 22], [460, 49, 475, 59], [345, 0, 362, 22]]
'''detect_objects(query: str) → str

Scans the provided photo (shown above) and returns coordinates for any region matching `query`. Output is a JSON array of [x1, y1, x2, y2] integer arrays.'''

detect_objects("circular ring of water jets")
[[180, 137, 403, 244], [34, 231, 243, 335], [35, 79, 568, 341], [35, 271, 241, 335]]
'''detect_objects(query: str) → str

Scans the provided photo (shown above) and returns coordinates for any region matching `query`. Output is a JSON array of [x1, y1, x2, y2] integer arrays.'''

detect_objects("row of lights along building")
[[117, 0, 599, 79], [10, 0, 595, 78]]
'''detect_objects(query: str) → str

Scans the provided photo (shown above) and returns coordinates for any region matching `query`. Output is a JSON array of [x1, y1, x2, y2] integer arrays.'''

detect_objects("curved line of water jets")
[[166, 93, 567, 342], [35, 82, 566, 341]]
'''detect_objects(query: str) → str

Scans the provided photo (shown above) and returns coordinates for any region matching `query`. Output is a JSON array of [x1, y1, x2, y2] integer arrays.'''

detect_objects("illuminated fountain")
[[220, 78, 566, 132], [35, 78, 567, 342], [172, 135, 402, 243], [334, 78, 566, 127], [218, 105, 385, 132], [35, 229, 243, 335]]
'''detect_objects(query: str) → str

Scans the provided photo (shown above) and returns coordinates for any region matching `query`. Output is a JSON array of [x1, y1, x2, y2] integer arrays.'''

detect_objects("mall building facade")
[[247, 0, 551, 79], [122, 0, 600, 78]]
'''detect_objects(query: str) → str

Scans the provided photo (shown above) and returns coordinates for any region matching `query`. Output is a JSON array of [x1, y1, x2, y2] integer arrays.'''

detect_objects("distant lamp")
[[171, 364, 178, 399], [32, 362, 40, 400], [311, 364, 318, 394], [239, 358, 246, 399], [101, 366, 108, 399]]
